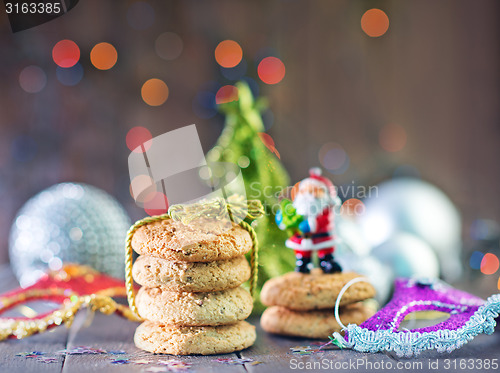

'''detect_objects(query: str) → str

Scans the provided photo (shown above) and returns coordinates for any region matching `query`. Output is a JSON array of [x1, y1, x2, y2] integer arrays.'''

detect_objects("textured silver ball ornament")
[[9, 183, 131, 287]]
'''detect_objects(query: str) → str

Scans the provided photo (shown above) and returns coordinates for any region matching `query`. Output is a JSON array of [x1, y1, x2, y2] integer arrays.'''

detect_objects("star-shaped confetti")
[[290, 346, 316, 355], [111, 359, 130, 364], [213, 357, 256, 365], [107, 350, 126, 355], [157, 359, 191, 370], [249, 361, 264, 366], [16, 351, 45, 358], [57, 346, 106, 355]]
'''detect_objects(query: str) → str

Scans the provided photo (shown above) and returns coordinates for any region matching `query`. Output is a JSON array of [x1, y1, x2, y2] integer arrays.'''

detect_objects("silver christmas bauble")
[[9, 183, 131, 287], [371, 232, 440, 279], [359, 178, 462, 282]]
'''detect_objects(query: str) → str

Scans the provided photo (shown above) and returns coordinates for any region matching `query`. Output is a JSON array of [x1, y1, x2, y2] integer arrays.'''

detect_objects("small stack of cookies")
[[131, 217, 256, 355], [260, 269, 376, 339]]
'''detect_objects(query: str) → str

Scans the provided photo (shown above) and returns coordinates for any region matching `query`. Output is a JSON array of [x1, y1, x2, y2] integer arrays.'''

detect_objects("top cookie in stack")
[[131, 218, 252, 263], [260, 269, 376, 339], [131, 217, 257, 355]]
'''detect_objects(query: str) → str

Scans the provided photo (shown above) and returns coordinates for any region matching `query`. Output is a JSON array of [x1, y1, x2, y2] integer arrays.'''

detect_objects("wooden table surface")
[[0, 266, 499, 373]]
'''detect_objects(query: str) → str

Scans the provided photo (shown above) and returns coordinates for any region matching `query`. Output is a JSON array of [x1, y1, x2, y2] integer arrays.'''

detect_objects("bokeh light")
[[220, 59, 247, 80], [127, 1, 155, 30], [215, 40, 243, 68], [141, 78, 169, 106], [379, 124, 407, 152], [126, 126, 152, 153], [480, 253, 499, 275], [237, 155, 250, 168], [144, 191, 169, 216], [155, 32, 183, 61], [318, 142, 349, 174], [258, 56, 285, 85], [56, 63, 84, 86], [19, 65, 46, 93], [469, 251, 484, 270], [90, 42, 118, 70], [216, 85, 239, 104], [52, 39, 80, 68], [361, 9, 389, 37], [341, 198, 365, 217]]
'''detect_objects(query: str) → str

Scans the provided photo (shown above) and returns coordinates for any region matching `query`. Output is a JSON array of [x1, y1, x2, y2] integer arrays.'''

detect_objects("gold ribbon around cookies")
[[125, 195, 265, 319]]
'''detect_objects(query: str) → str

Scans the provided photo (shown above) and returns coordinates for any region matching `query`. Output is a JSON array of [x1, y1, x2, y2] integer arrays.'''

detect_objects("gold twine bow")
[[125, 195, 265, 319]]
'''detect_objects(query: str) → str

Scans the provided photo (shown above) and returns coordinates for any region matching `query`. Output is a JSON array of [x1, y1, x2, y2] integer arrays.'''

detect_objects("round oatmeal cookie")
[[260, 302, 375, 339], [260, 269, 375, 311], [136, 286, 253, 326], [131, 218, 252, 262], [132, 255, 251, 292], [134, 320, 256, 355]]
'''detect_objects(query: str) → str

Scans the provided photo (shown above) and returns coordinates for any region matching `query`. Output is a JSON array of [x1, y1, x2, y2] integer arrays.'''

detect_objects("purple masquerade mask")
[[332, 277, 500, 357]]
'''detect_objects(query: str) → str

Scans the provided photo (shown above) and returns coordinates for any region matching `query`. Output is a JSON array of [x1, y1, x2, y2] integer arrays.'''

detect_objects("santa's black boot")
[[319, 253, 342, 273], [295, 255, 312, 273]]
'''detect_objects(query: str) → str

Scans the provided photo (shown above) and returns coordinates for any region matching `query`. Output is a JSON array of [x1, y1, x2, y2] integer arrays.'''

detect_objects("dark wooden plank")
[[1, 265, 499, 372], [61, 311, 246, 373]]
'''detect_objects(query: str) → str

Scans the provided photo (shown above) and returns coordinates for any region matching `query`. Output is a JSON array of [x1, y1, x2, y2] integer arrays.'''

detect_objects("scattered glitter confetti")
[[58, 346, 106, 355], [107, 350, 127, 355], [290, 345, 311, 352], [157, 359, 191, 370], [250, 361, 264, 366], [290, 346, 317, 355], [37, 357, 58, 363], [289, 341, 336, 355], [90, 348, 107, 354], [213, 357, 255, 365], [111, 359, 130, 364], [16, 351, 45, 357]]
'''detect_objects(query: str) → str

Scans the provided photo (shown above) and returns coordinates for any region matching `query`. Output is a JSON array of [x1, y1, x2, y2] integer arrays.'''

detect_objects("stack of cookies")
[[260, 269, 376, 339], [130, 217, 256, 355]]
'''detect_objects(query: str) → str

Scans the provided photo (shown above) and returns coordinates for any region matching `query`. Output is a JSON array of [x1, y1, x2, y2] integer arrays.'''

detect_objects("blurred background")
[[1, 0, 499, 297]]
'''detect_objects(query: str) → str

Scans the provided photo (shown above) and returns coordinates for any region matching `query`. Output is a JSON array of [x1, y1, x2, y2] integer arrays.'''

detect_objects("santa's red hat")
[[299, 167, 337, 197]]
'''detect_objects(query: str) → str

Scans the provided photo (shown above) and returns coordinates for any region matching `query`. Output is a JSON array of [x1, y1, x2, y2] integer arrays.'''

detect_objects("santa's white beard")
[[293, 193, 331, 217]]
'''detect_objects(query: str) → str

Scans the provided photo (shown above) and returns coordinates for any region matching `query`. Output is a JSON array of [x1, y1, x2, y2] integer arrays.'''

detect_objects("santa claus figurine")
[[276, 167, 342, 273]]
